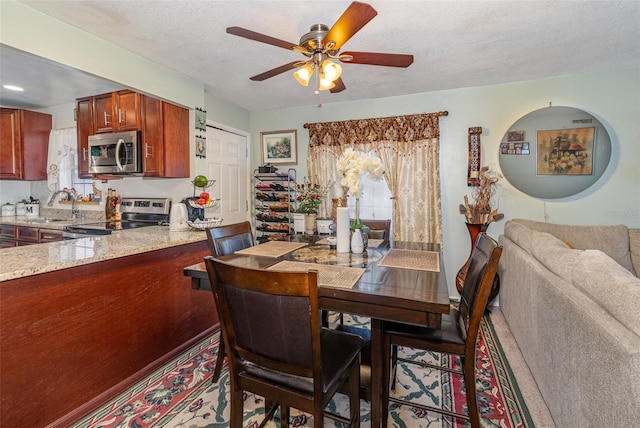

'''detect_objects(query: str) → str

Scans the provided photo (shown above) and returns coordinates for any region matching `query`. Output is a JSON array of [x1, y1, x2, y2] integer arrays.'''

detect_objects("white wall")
[[251, 67, 640, 296]]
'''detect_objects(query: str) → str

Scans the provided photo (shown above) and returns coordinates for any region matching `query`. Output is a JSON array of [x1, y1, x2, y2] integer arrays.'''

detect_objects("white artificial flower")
[[337, 149, 385, 198]]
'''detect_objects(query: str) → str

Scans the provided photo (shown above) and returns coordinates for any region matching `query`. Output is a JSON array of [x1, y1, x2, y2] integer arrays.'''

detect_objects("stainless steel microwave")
[[88, 131, 142, 174]]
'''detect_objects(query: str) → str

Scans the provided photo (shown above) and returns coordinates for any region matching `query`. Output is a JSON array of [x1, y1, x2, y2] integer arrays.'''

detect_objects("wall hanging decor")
[[467, 126, 482, 186], [195, 136, 206, 159], [261, 129, 297, 165], [195, 107, 206, 131], [499, 106, 611, 199]]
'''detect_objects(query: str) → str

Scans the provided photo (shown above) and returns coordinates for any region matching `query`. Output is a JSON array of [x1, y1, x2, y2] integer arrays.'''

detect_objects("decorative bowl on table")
[[187, 218, 223, 230], [188, 199, 219, 209]]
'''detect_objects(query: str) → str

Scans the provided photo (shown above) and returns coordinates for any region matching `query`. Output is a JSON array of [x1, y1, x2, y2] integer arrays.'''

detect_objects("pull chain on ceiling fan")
[[226, 1, 414, 95]]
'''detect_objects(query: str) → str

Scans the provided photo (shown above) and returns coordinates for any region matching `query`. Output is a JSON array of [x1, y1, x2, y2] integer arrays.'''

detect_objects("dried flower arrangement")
[[459, 166, 505, 225]]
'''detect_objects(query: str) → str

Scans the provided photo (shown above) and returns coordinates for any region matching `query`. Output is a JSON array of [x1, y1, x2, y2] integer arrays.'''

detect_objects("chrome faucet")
[[48, 190, 79, 220]]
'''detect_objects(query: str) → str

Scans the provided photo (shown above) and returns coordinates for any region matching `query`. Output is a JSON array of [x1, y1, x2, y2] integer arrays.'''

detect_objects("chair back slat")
[[206, 221, 255, 257], [223, 285, 313, 369], [459, 233, 502, 352], [206, 257, 321, 378], [362, 219, 391, 241]]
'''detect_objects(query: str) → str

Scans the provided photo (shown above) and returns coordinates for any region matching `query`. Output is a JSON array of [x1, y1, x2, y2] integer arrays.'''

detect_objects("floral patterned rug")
[[72, 315, 532, 428]]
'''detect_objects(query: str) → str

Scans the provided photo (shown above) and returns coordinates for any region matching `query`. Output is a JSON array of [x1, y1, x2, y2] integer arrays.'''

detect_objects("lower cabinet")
[[0, 240, 215, 427], [0, 225, 64, 246]]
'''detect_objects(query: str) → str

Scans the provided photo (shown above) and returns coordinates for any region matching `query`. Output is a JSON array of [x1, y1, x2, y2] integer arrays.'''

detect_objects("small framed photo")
[[508, 130, 525, 142], [261, 130, 297, 165]]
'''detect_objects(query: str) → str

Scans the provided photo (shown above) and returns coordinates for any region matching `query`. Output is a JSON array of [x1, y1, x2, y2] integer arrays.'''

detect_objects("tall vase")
[[456, 223, 488, 293], [350, 198, 365, 253], [456, 222, 500, 303], [304, 213, 316, 235], [352, 198, 363, 230], [351, 228, 364, 253]]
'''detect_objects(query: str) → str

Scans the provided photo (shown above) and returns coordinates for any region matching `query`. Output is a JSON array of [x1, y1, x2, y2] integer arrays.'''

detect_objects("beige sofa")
[[498, 219, 640, 427]]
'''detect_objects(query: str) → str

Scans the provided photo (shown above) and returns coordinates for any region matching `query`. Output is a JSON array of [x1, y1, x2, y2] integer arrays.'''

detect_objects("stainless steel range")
[[63, 197, 171, 238]]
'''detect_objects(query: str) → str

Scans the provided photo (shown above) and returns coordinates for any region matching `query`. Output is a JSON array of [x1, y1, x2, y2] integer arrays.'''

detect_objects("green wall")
[[3, 1, 638, 296]]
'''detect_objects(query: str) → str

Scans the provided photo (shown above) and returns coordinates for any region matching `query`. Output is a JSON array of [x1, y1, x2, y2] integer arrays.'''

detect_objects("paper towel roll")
[[336, 207, 351, 253]]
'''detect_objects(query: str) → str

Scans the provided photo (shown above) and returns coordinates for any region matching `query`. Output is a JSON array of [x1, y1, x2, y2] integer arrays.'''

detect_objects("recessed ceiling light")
[[3, 85, 24, 92]]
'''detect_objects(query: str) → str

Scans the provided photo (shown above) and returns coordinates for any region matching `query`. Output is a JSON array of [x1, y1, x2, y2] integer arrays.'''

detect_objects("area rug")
[[73, 315, 533, 428]]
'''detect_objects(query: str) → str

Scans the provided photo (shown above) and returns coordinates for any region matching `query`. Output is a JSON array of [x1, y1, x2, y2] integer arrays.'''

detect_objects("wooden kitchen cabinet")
[[76, 97, 93, 178], [141, 96, 190, 178], [38, 228, 63, 243], [93, 90, 141, 134], [0, 224, 16, 248], [76, 91, 188, 178], [0, 108, 52, 180], [0, 225, 64, 246]]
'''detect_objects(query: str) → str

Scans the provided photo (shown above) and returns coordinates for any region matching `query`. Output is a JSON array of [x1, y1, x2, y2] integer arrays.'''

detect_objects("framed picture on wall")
[[536, 127, 595, 175], [260, 130, 297, 165]]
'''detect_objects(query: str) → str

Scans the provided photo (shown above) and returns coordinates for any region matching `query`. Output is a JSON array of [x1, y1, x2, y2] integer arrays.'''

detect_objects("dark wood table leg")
[[370, 318, 383, 427]]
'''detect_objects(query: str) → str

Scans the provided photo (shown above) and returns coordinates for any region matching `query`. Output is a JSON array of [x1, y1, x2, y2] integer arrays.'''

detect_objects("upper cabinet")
[[76, 97, 93, 178], [140, 96, 190, 178], [93, 90, 141, 134], [0, 108, 52, 180], [76, 90, 189, 178]]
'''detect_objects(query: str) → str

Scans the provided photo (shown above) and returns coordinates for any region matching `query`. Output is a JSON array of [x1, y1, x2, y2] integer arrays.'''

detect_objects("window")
[[70, 152, 94, 197], [346, 174, 393, 221]]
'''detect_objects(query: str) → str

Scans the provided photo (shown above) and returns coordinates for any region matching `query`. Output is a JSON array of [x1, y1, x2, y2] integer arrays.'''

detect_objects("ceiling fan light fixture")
[[321, 59, 342, 82], [293, 63, 314, 87], [318, 74, 336, 91]]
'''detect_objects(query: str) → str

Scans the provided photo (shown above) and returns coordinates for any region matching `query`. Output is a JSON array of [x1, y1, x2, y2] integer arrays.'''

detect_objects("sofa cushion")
[[630, 228, 640, 277], [528, 230, 581, 282], [513, 219, 635, 274], [503, 220, 535, 253], [572, 249, 640, 337]]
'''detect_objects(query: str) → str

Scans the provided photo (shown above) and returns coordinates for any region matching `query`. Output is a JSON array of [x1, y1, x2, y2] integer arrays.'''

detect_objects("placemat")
[[368, 239, 384, 248], [267, 261, 365, 289], [234, 241, 308, 258], [377, 249, 440, 272]]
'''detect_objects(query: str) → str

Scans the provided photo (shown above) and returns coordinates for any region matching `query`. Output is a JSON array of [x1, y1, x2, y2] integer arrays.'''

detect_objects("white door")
[[204, 125, 249, 225]]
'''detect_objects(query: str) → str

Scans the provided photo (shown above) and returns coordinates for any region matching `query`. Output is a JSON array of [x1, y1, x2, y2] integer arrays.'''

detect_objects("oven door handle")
[[115, 138, 125, 171]]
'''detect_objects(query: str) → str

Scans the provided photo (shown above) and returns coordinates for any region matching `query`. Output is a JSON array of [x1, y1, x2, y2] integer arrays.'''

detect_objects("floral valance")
[[304, 112, 443, 147]]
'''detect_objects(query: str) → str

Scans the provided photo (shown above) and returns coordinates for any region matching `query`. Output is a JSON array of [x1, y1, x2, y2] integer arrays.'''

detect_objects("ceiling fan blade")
[[330, 78, 346, 93], [340, 52, 414, 67], [323, 2, 377, 50], [249, 61, 300, 81], [227, 26, 298, 51]]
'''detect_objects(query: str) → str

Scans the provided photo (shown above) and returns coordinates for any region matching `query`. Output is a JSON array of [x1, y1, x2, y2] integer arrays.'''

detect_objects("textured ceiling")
[[3, 0, 640, 111]]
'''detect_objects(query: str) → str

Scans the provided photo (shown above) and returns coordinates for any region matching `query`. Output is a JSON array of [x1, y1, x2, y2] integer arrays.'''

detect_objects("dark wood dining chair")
[[205, 257, 364, 427], [362, 219, 391, 241], [205, 221, 255, 383], [381, 233, 503, 428]]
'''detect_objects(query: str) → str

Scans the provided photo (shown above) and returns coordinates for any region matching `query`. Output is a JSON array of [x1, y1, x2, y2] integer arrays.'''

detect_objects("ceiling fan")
[[226, 1, 414, 94]]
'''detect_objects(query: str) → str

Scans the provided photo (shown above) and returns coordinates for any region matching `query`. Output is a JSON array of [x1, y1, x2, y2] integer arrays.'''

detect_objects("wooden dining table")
[[183, 239, 450, 428]]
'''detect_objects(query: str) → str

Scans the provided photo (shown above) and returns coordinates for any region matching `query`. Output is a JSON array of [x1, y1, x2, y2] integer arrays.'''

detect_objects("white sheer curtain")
[[47, 127, 77, 191], [305, 113, 443, 243]]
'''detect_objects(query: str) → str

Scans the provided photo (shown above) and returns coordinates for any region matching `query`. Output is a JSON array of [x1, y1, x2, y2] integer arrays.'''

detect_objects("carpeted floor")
[[73, 314, 535, 427]]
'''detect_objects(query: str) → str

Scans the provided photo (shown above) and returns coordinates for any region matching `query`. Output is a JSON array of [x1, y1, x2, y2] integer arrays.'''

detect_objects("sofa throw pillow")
[[513, 219, 634, 274]]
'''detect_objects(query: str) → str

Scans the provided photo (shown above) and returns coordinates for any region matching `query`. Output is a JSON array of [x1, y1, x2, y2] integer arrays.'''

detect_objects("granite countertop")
[[0, 224, 208, 282]]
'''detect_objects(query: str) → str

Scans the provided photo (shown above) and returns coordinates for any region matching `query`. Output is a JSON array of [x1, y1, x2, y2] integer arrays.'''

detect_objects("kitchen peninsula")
[[0, 225, 217, 427]]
